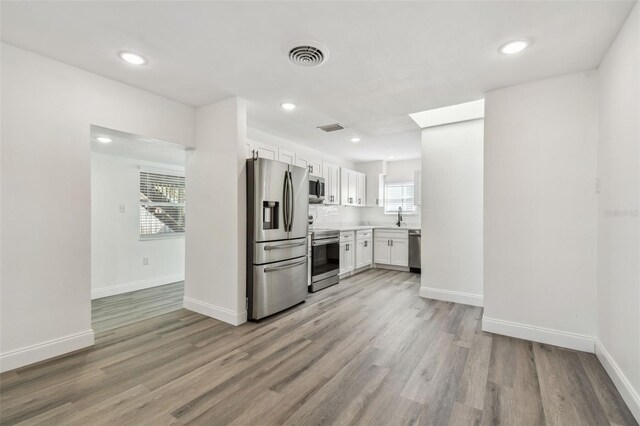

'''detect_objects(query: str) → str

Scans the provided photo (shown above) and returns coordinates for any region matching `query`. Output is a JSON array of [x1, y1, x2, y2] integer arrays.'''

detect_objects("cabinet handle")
[[387, 240, 390, 246], [364, 240, 368, 247], [391, 240, 394, 246]]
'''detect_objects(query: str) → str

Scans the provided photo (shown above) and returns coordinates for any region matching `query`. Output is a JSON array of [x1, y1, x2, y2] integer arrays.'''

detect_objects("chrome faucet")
[[396, 206, 403, 227]]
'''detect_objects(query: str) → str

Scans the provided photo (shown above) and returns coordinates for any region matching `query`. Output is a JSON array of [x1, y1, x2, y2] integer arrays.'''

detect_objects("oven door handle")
[[312, 238, 340, 246]]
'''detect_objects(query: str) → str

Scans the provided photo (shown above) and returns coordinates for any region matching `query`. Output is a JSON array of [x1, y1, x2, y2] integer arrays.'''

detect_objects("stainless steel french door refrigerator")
[[246, 157, 309, 320]]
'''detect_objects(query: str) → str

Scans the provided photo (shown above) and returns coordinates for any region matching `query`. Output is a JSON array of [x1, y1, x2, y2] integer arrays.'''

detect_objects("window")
[[139, 170, 185, 237], [384, 182, 416, 214]]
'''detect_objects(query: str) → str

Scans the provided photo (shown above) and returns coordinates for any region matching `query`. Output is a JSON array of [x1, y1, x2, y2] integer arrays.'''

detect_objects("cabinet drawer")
[[340, 231, 355, 242], [374, 229, 408, 239], [356, 229, 373, 239]]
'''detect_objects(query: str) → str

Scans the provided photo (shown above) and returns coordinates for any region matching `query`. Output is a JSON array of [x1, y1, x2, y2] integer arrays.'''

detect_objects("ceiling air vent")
[[317, 123, 344, 132], [284, 40, 329, 67]]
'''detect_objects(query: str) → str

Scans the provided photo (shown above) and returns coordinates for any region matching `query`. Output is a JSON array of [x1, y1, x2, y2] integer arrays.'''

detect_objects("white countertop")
[[311, 225, 420, 232]]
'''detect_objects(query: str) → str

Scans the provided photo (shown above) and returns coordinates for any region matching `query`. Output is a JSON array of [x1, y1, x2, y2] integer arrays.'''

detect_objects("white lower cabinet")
[[339, 231, 355, 276], [355, 238, 372, 269], [373, 229, 409, 267], [389, 238, 408, 266], [355, 229, 373, 269], [339, 230, 373, 276], [339, 241, 354, 275], [374, 238, 391, 264]]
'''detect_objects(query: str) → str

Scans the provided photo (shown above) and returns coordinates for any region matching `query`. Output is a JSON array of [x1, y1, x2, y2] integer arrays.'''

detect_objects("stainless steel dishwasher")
[[409, 229, 421, 273]]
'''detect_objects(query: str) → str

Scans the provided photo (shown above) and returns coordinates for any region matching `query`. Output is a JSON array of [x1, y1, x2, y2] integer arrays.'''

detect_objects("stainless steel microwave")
[[309, 175, 325, 204]]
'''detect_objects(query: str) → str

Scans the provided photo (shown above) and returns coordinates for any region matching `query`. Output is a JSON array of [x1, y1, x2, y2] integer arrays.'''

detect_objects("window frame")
[[383, 182, 417, 215], [139, 167, 186, 240]]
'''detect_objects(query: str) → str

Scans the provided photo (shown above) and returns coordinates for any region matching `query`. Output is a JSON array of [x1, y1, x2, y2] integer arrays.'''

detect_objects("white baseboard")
[[0, 330, 95, 373], [419, 286, 483, 307], [92, 274, 184, 299], [595, 340, 640, 423], [183, 297, 247, 326], [374, 264, 410, 272], [482, 316, 594, 352]]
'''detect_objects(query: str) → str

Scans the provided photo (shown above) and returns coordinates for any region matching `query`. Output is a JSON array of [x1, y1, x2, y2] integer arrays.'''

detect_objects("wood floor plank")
[[91, 281, 184, 333], [577, 351, 638, 426], [481, 335, 546, 426], [1, 270, 636, 426], [534, 342, 613, 426]]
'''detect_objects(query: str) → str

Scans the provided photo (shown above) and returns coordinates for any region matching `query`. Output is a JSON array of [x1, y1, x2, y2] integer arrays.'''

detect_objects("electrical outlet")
[[143, 257, 150, 265]]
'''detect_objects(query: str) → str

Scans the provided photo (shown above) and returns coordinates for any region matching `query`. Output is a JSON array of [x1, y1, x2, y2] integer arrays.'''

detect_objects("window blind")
[[384, 182, 416, 214], [139, 171, 186, 237]]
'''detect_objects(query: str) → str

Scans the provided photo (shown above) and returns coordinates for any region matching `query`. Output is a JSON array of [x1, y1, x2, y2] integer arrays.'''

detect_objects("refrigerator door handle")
[[287, 171, 294, 232], [264, 258, 307, 273], [283, 172, 290, 231]]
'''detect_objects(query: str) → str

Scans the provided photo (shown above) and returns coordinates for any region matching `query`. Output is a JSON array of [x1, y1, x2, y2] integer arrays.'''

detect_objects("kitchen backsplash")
[[309, 204, 420, 229]]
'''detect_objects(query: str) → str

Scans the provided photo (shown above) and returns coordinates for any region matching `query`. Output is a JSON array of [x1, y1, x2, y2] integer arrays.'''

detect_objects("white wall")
[[359, 159, 421, 227], [596, 4, 640, 420], [91, 153, 185, 299], [420, 120, 484, 306], [483, 71, 598, 352], [184, 97, 247, 325], [0, 44, 195, 372]]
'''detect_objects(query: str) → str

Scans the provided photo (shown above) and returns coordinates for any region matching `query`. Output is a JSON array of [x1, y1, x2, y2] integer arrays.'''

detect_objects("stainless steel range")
[[310, 229, 340, 292]]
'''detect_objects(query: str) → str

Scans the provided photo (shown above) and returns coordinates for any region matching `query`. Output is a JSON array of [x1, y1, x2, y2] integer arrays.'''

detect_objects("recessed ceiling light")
[[499, 39, 531, 55], [281, 102, 297, 111], [388, 156, 395, 159], [95, 136, 113, 144], [350, 137, 361, 143], [118, 51, 147, 65]]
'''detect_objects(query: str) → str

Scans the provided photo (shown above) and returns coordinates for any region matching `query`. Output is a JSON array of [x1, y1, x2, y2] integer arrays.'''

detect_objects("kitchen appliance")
[[309, 175, 325, 204], [310, 229, 340, 292], [247, 158, 309, 320], [409, 229, 421, 273]]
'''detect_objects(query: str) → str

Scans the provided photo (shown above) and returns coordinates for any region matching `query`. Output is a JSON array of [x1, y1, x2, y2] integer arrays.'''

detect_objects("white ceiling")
[[2, 1, 635, 162], [91, 126, 188, 167]]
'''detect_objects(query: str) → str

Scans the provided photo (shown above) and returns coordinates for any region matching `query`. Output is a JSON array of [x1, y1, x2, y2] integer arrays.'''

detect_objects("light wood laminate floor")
[[1, 269, 636, 425], [92, 281, 184, 333]]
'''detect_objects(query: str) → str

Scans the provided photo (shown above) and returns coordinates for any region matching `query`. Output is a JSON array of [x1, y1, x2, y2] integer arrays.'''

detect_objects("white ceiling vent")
[[284, 40, 329, 67], [317, 123, 344, 132]]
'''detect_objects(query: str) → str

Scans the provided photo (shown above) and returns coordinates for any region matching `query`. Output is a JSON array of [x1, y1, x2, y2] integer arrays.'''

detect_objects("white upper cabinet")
[[356, 160, 385, 207], [323, 162, 341, 204], [278, 148, 296, 165], [414, 170, 422, 206], [297, 155, 322, 176], [366, 174, 385, 207], [357, 172, 366, 206], [341, 168, 366, 206], [247, 139, 278, 160], [308, 160, 321, 176]]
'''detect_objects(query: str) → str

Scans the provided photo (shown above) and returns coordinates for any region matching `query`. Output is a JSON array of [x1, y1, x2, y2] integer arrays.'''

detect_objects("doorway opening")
[[90, 125, 188, 333]]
